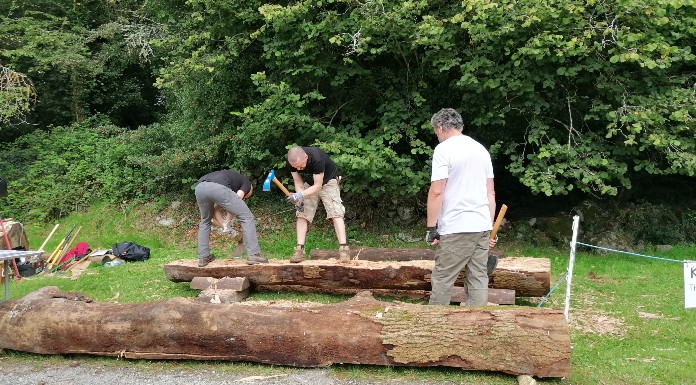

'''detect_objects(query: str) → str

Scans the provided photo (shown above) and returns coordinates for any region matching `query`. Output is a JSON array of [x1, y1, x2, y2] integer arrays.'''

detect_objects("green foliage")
[[161, 0, 694, 198], [112, 119, 229, 197], [619, 202, 696, 245], [0, 0, 162, 131], [227, 72, 327, 175], [0, 116, 145, 220], [448, 0, 696, 196], [0, 8, 97, 125], [3, 0, 696, 220], [229, 1, 443, 197]]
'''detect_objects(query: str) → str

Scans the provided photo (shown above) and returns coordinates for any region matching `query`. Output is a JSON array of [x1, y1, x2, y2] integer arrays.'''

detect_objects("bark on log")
[[451, 287, 516, 305], [0, 287, 570, 377], [197, 288, 250, 303], [164, 257, 550, 297], [309, 246, 504, 261]]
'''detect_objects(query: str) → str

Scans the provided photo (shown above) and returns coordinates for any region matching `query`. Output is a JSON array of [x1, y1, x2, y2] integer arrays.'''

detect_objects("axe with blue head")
[[263, 170, 302, 211]]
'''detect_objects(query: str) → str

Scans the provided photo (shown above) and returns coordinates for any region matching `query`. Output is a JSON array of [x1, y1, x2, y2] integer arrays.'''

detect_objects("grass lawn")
[[2, 200, 695, 384]]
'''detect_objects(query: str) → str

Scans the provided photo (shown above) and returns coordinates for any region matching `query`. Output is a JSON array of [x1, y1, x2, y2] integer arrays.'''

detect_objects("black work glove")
[[425, 226, 440, 244]]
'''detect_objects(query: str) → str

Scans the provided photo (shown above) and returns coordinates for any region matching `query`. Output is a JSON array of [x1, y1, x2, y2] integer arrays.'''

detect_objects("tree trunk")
[[164, 258, 550, 297], [0, 287, 570, 378], [309, 246, 504, 261], [451, 287, 516, 305]]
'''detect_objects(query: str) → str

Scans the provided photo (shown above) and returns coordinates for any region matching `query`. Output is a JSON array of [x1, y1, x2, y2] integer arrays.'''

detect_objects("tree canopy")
[[1, 0, 695, 217]]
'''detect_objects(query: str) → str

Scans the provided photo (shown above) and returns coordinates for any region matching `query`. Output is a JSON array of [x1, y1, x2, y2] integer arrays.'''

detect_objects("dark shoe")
[[246, 255, 268, 265], [198, 254, 215, 267]]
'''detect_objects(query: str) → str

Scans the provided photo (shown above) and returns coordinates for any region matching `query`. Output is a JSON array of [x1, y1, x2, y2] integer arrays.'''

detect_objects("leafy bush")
[[619, 202, 686, 245], [0, 116, 144, 221]]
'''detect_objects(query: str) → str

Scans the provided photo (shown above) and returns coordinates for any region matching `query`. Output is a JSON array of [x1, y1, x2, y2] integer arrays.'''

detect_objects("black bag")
[[112, 241, 150, 262]]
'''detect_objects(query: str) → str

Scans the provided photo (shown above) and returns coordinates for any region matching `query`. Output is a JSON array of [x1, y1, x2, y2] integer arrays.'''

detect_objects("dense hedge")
[[1, 1, 695, 233]]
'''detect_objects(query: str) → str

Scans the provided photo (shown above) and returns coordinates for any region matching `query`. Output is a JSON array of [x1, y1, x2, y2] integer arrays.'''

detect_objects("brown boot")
[[338, 245, 350, 263], [289, 245, 305, 263]]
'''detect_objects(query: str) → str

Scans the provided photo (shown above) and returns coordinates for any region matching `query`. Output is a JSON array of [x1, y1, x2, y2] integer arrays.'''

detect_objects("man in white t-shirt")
[[425, 108, 497, 306]]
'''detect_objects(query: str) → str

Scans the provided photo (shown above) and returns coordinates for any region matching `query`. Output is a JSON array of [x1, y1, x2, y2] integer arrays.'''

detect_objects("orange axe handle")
[[273, 177, 302, 208], [490, 204, 508, 240], [272, 177, 292, 197]]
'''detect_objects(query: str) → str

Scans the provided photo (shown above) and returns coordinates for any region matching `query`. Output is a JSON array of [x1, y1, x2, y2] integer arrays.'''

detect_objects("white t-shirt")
[[431, 135, 494, 234]]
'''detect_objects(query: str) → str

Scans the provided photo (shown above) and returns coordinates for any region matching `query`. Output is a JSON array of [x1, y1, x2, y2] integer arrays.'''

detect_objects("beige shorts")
[[296, 179, 345, 222]]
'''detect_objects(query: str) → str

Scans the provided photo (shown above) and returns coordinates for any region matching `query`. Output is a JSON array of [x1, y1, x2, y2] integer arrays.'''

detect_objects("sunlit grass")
[[4, 202, 696, 384]]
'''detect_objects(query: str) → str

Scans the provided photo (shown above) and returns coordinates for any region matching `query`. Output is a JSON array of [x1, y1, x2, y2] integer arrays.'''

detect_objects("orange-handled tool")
[[490, 204, 508, 240]]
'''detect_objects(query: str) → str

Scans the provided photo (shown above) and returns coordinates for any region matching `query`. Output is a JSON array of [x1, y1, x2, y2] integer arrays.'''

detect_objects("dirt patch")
[[586, 271, 620, 285], [636, 310, 680, 321], [570, 309, 626, 337], [568, 291, 627, 337]]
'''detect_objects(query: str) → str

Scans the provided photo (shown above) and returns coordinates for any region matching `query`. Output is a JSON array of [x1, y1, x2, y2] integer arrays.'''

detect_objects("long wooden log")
[[0, 287, 570, 377], [164, 258, 550, 297], [251, 285, 516, 304], [309, 246, 504, 261], [452, 287, 516, 305]]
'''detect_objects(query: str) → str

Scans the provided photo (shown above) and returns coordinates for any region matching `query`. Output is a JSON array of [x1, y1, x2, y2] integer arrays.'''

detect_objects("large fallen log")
[[452, 287, 516, 305], [164, 258, 550, 297], [309, 246, 504, 261], [0, 287, 570, 377]]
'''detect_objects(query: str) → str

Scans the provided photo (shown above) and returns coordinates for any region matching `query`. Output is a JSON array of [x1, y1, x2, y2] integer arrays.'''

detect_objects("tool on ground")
[[262, 169, 302, 210], [0, 217, 22, 281], [57, 226, 82, 263], [65, 250, 96, 272], [45, 224, 76, 270], [45, 237, 67, 268], [38, 223, 60, 252], [51, 256, 75, 272], [487, 204, 508, 277], [52, 240, 89, 272]]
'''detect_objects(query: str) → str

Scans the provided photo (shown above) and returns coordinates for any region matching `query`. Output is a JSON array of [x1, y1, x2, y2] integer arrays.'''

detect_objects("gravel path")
[[0, 362, 462, 385]]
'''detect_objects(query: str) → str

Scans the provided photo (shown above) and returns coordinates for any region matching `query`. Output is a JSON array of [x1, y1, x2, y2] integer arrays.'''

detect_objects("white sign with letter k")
[[685, 261, 696, 309]]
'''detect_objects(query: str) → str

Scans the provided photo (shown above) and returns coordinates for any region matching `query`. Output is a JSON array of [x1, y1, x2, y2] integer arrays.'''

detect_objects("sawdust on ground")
[[570, 308, 626, 336], [565, 278, 627, 337]]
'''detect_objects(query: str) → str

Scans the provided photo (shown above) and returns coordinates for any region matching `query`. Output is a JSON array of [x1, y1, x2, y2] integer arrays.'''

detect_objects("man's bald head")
[[287, 147, 306, 163], [288, 147, 309, 170]]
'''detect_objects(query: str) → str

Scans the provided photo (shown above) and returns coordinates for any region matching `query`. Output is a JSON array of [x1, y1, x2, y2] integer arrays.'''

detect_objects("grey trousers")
[[428, 231, 490, 306], [195, 182, 261, 258]]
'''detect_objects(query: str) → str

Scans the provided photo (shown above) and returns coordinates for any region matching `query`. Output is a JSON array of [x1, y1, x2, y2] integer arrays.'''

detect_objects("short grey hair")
[[430, 108, 463, 132]]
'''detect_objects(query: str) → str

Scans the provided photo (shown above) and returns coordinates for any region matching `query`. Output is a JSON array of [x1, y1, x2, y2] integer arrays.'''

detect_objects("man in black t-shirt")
[[195, 170, 267, 266], [286, 146, 350, 263]]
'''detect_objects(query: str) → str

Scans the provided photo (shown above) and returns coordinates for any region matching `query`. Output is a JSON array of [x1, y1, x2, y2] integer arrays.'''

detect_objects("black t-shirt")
[[198, 170, 252, 194], [287, 147, 338, 186]]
